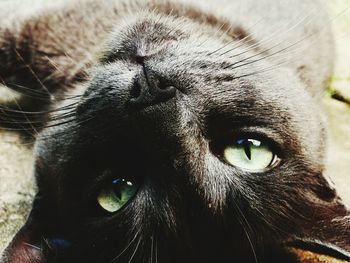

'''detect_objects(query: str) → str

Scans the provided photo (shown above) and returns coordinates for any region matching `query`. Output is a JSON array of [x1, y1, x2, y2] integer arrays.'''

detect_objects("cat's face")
[[3, 12, 350, 263]]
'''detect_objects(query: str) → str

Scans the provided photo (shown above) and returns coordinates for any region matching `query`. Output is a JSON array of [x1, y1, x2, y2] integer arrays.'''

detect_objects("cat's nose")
[[129, 62, 176, 109]]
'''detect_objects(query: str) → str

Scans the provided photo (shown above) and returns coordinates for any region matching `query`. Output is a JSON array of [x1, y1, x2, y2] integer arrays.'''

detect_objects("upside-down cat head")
[[0, 0, 349, 262]]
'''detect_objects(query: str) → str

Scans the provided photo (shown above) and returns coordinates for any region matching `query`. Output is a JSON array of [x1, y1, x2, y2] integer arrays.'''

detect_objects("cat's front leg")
[[0, 25, 51, 137], [0, 5, 90, 138]]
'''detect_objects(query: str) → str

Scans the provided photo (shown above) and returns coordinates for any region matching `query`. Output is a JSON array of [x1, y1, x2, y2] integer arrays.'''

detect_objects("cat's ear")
[[0, 194, 68, 263], [287, 175, 350, 262]]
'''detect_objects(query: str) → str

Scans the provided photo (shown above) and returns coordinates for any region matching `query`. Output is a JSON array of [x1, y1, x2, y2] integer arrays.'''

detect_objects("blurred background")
[[323, 1, 350, 204], [0, 0, 349, 253]]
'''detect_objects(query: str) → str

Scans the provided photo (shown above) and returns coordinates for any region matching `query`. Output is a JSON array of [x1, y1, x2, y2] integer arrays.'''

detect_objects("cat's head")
[[2, 11, 350, 263]]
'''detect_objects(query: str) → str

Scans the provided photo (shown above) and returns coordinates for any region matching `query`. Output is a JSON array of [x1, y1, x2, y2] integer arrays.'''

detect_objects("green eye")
[[97, 178, 138, 213], [223, 138, 279, 171]]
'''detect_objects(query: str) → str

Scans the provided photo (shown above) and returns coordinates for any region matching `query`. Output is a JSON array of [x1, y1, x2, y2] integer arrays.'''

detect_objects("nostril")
[[135, 54, 146, 65], [130, 81, 142, 99], [154, 85, 177, 104], [129, 67, 177, 109], [156, 85, 176, 97], [157, 78, 173, 90]]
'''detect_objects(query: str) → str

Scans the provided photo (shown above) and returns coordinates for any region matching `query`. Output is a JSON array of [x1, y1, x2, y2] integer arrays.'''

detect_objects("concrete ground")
[[0, 0, 349, 254]]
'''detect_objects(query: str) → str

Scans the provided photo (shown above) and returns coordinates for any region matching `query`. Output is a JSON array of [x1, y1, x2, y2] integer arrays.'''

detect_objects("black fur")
[[0, 0, 349, 262]]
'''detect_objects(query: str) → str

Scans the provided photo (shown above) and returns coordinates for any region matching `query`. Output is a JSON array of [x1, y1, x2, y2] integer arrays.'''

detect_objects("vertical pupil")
[[112, 179, 124, 200], [113, 186, 122, 200], [236, 139, 252, 160], [244, 143, 251, 160]]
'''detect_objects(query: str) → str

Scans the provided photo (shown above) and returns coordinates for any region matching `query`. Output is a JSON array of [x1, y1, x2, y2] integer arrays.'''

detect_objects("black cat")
[[0, 0, 349, 262]]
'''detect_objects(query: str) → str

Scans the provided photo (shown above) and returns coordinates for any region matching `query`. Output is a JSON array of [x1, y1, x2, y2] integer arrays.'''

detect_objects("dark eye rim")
[[96, 178, 140, 214], [85, 169, 142, 217], [209, 130, 283, 172]]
